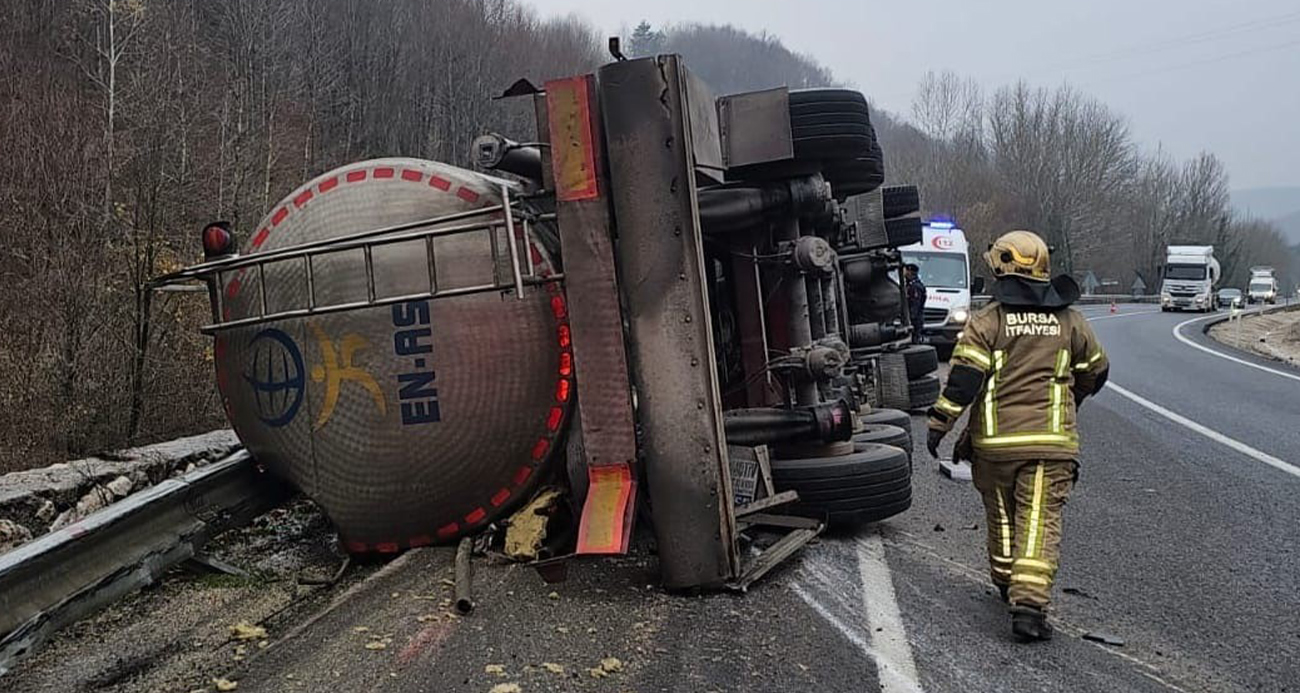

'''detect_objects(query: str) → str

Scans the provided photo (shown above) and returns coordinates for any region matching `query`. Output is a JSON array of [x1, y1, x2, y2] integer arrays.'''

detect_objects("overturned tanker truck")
[[150, 53, 939, 590]]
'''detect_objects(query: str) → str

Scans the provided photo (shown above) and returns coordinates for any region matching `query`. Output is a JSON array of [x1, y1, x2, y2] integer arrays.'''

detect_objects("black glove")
[[927, 429, 946, 459]]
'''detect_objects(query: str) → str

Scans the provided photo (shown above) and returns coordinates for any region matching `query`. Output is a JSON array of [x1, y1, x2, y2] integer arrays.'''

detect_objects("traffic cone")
[[1109, 301, 1117, 314]]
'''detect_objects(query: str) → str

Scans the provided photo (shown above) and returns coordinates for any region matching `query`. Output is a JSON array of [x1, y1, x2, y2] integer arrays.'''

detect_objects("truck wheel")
[[793, 134, 875, 160], [882, 185, 921, 219], [885, 214, 923, 247], [860, 407, 912, 433], [770, 443, 911, 526], [853, 423, 910, 454], [853, 424, 911, 468], [907, 373, 942, 411], [898, 344, 939, 379], [789, 88, 871, 105], [821, 155, 885, 198], [876, 351, 912, 411]]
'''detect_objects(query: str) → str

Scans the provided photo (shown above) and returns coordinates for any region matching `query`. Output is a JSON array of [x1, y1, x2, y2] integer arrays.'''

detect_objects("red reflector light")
[[556, 378, 571, 402], [202, 221, 234, 259], [531, 438, 551, 461], [558, 324, 571, 348], [559, 352, 573, 377]]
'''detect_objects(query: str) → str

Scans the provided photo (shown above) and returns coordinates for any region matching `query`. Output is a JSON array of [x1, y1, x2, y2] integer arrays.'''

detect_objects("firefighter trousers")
[[972, 457, 1077, 608]]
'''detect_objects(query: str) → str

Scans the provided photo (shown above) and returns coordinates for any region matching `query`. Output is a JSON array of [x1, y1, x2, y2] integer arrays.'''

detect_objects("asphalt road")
[[857, 302, 1300, 693], [9, 304, 1300, 693], [222, 302, 1299, 693]]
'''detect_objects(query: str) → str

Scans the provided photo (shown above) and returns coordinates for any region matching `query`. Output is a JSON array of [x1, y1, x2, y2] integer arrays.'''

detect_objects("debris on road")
[[1064, 587, 1099, 601], [212, 678, 239, 691], [541, 662, 565, 674], [488, 684, 521, 693], [504, 487, 564, 561], [229, 623, 268, 641], [1083, 632, 1126, 647], [485, 664, 506, 676], [587, 656, 625, 678], [455, 537, 476, 614]]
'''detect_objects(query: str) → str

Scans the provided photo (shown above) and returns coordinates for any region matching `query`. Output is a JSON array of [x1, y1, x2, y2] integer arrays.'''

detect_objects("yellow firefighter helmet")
[[985, 230, 1051, 282]]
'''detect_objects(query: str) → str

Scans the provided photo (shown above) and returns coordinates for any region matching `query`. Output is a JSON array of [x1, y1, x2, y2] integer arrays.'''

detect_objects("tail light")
[[202, 221, 235, 260]]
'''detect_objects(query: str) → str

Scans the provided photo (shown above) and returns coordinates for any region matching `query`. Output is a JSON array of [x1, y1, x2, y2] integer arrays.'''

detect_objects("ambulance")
[[899, 219, 973, 350]]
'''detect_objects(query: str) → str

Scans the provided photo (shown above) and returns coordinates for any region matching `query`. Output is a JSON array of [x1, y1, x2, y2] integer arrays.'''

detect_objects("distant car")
[[1218, 288, 1242, 308]]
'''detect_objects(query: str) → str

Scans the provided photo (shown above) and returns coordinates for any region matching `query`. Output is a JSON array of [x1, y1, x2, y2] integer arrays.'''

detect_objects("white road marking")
[[1106, 382, 1300, 480], [856, 533, 923, 693], [1172, 313, 1300, 383], [792, 584, 876, 659], [793, 534, 925, 693]]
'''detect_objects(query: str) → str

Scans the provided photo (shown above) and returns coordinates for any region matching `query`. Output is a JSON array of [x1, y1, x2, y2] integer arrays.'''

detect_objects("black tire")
[[770, 442, 906, 481], [770, 443, 911, 525], [822, 147, 886, 198], [800, 482, 912, 510], [908, 373, 941, 410], [882, 185, 921, 219], [829, 496, 913, 526], [860, 407, 912, 431], [877, 350, 912, 411], [788, 88, 868, 105], [853, 423, 910, 453], [791, 122, 876, 138], [790, 112, 872, 129], [885, 214, 924, 248], [898, 344, 939, 379], [790, 102, 871, 120], [793, 134, 875, 161]]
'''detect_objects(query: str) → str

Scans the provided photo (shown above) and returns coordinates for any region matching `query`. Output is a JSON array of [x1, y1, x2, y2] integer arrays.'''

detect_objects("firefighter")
[[924, 230, 1109, 642]]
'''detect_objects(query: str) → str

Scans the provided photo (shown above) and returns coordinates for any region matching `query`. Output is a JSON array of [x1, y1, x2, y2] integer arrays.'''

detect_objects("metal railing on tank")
[[149, 185, 561, 334]]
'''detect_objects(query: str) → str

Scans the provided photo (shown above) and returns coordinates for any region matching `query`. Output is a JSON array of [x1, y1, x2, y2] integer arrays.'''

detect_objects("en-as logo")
[[245, 329, 306, 428], [308, 323, 386, 430], [932, 235, 955, 250]]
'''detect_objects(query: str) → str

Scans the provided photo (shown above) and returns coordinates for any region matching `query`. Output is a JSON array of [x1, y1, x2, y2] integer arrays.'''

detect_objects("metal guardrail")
[[0, 450, 290, 675], [971, 293, 1159, 308]]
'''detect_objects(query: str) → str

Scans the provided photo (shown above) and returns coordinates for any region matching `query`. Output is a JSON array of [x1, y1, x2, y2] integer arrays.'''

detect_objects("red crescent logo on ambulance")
[[932, 236, 955, 250]]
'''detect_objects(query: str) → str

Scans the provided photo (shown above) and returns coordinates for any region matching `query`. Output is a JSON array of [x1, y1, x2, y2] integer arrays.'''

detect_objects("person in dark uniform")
[[905, 263, 927, 343]]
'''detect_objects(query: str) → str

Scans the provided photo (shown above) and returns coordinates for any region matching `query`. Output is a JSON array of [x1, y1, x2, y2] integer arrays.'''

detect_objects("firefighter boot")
[[1010, 604, 1053, 642]]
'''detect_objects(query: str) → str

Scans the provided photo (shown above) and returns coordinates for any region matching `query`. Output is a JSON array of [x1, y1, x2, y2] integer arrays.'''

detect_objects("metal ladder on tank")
[[150, 185, 560, 334]]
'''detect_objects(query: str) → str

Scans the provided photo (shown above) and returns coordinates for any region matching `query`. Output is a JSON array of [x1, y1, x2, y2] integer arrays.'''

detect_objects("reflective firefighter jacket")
[[927, 302, 1109, 462]]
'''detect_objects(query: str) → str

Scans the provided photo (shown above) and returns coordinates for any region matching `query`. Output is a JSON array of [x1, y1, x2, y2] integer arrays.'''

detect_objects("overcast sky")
[[527, 0, 1300, 190]]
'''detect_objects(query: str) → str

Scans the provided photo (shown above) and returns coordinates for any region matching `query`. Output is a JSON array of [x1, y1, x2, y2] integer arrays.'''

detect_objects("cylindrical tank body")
[[213, 158, 572, 553]]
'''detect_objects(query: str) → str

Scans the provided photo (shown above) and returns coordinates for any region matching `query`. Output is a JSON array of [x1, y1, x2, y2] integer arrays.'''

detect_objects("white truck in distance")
[[1248, 266, 1278, 304], [900, 220, 972, 350], [1160, 245, 1220, 313]]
